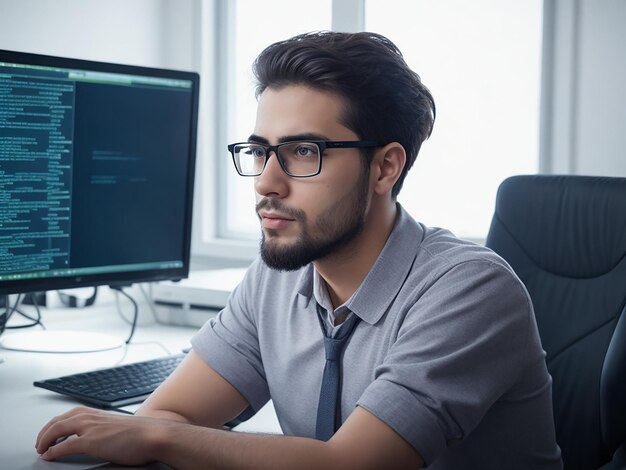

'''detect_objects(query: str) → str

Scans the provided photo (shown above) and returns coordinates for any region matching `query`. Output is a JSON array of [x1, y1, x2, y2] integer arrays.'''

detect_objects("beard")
[[258, 166, 370, 271]]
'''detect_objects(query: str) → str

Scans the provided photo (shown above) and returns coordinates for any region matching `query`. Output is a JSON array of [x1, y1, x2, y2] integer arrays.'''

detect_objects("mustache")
[[256, 198, 306, 221]]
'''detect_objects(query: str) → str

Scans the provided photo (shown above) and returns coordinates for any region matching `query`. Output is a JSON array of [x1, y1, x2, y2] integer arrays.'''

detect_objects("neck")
[[314, 199, 398, 308]]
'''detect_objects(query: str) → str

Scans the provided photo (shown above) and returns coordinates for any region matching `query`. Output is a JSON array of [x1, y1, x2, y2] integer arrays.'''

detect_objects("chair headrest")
[[494, 175, 626, 278]]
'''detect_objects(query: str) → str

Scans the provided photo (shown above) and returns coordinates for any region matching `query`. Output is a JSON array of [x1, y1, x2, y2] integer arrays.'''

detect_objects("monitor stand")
[[0, 330, 125, 353]]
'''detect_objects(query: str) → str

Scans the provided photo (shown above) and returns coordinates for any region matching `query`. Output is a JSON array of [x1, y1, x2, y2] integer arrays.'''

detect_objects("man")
[[36, 32, 562, 469]]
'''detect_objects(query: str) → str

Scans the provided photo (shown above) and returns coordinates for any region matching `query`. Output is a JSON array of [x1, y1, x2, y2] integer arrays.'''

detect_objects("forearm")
[[134, 351, 251, 428], [36, 407, 421, 468], [154, 424, 345, 470]]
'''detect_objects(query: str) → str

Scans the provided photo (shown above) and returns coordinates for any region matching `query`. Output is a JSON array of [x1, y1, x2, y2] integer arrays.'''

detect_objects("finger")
[[36, 407, 100, 447], [36, 414, 88, 455], [36, 424, 71, 455], [40, 435, 83, 461], [36, 412, 72, 447]]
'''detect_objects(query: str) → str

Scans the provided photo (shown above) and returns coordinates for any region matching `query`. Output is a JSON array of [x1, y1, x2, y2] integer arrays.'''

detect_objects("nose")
[[254, 151, 289, 198]]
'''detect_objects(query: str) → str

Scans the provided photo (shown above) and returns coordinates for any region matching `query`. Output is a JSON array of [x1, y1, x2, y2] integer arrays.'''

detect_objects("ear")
[[370, 142, 406, 196]]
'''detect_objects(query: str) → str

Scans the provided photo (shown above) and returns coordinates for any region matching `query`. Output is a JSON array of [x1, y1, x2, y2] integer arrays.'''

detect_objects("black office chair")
[[485, 175, 626, 470]]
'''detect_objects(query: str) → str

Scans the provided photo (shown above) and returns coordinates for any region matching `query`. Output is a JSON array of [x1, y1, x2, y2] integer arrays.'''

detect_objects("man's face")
[[252, 85, 371, 271]]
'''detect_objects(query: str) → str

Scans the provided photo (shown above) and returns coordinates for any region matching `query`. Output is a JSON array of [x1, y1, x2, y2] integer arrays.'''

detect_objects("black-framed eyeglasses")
[[228, 140, 381, 178]]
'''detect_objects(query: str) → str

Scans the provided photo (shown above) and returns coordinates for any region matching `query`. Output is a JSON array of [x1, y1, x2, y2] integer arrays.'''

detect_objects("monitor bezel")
[[0, 49, 200, 295]]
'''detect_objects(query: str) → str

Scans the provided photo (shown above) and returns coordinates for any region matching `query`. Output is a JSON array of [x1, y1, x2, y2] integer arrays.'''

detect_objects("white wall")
[[542, 0, 626, 176], [0, 0, 199, 71]]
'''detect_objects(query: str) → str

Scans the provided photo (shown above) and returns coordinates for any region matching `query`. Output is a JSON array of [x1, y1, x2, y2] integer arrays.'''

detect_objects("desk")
[[0, 299, 280, 469]]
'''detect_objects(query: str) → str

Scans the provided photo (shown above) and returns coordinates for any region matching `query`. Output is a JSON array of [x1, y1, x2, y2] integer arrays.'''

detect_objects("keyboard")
[[34, 353, 186, 408]]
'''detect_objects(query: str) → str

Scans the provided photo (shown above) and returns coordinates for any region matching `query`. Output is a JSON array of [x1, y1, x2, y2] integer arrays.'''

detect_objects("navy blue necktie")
[[315, 307, 360, 441]]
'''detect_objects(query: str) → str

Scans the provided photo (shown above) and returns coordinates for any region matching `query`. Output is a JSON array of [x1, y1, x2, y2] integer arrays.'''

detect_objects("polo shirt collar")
[[347, 204, 423, 324], [295, 204, 424, 325]]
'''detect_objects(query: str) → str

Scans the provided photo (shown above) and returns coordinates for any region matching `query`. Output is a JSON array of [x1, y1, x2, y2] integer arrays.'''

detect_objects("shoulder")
[[396, 224, 534, 334], [421, 225, 509, 268], [369, 206, 531, 322], [414, 225, 522, 290], [391, 227, 540, 371], [392, 205, 516, 284]]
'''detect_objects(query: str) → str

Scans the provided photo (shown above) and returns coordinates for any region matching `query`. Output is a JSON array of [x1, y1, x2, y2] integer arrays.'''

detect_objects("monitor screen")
[[0, 50, 199, 295]]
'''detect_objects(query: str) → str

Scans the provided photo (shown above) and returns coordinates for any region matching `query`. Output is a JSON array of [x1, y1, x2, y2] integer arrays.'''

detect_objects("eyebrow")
[[247, 133, 331, 144]]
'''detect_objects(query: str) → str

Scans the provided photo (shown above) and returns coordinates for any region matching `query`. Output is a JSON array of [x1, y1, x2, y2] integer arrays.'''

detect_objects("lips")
[[258, 210, 296, 230]]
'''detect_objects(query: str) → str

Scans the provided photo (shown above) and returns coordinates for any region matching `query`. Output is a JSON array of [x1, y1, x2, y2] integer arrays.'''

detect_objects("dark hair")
[[253, 31, 435, 198]]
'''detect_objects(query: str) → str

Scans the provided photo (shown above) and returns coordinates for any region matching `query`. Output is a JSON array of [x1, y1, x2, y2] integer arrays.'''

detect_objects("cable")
[[27, 293, 45, 329], [115, 285, 157, 327], [114, 290, 134, 326], [10, 295, 44, 329], [5, 316, 43, 329], [4, 294, 46, 330], [0, 295, 8, 336], [0, 294, 46, 334], [111, 287, 139, 344]]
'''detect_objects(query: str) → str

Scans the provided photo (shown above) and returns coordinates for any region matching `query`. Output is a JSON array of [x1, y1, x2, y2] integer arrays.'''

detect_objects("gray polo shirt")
[[191, 205, 562, 469]]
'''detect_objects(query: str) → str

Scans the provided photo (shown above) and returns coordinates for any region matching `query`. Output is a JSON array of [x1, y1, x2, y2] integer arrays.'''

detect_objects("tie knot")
[[323, 336, 347, 361]]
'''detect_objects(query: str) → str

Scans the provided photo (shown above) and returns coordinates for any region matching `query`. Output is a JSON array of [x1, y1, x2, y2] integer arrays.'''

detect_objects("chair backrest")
[[485, 175, 626, 470]]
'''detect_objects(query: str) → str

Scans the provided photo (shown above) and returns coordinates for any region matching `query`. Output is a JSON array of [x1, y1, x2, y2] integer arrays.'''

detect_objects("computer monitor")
[[0, 49, 199, 351]]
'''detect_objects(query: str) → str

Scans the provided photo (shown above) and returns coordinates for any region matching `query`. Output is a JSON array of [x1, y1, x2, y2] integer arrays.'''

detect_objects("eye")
[[247, 146, 266, 158], [294, 144, 319, 158]]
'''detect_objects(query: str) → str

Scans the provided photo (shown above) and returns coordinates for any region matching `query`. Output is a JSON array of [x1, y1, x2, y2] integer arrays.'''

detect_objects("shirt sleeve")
[[190, 259, 271, 412], [357, 259, 535, 465]]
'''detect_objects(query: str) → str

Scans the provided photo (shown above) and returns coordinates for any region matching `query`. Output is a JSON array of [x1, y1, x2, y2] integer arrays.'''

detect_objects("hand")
[[35, 406, 170, 465]]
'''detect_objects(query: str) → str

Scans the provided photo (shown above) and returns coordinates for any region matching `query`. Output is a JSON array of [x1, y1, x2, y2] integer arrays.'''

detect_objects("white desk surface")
[[0, 298, 280, 469]]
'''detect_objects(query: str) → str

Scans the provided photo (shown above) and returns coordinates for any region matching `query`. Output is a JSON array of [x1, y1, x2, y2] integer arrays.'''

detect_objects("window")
[[221, 0, 332, 239], [366, 0, 543, 239], [194, 0, 543, 260]]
